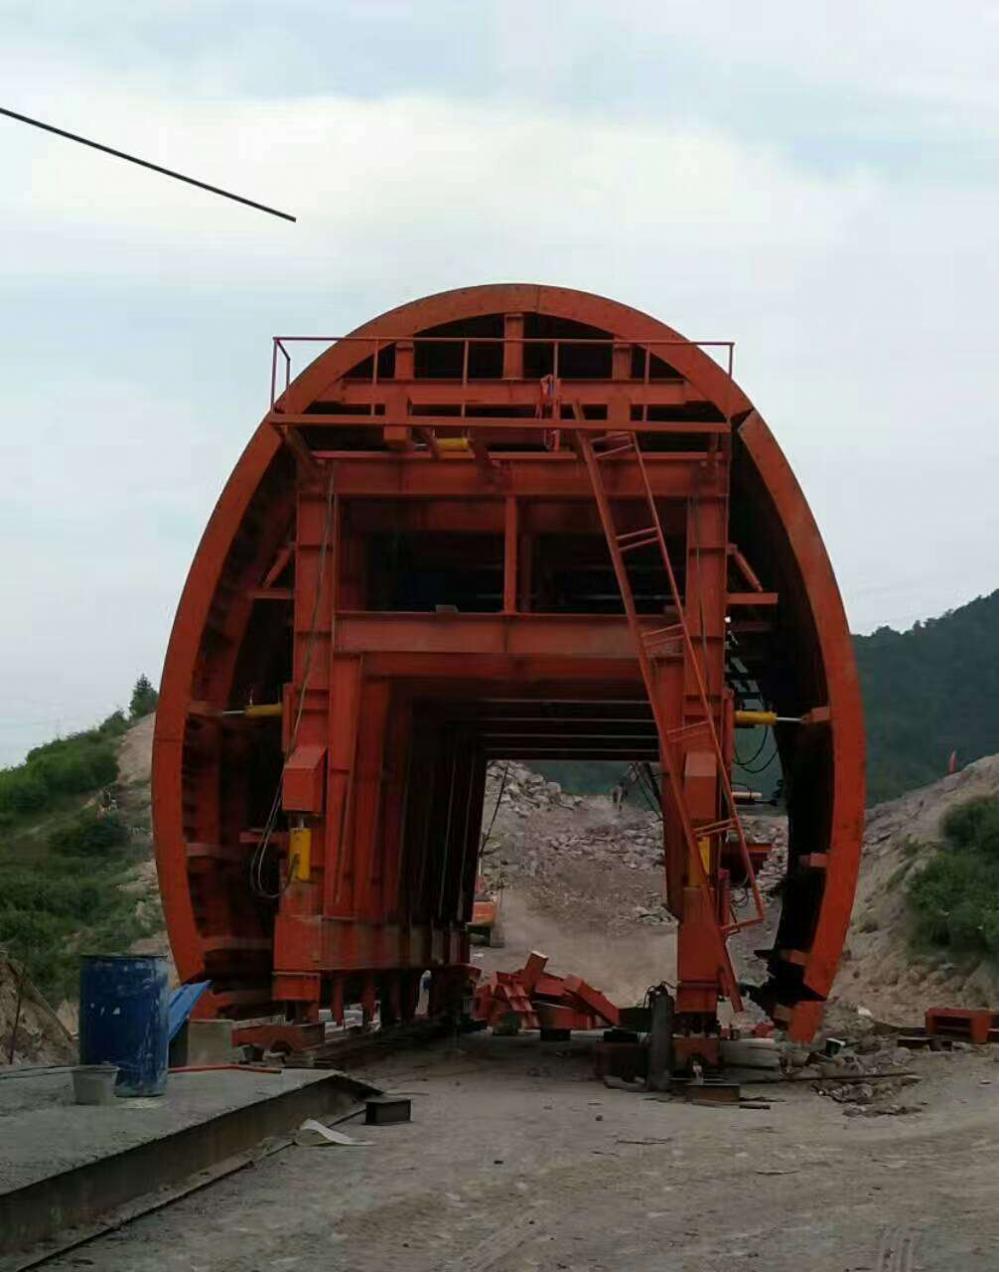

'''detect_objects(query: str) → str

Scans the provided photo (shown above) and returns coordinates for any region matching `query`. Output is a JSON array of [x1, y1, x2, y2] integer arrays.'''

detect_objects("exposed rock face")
[[480, 763, 672, 934]]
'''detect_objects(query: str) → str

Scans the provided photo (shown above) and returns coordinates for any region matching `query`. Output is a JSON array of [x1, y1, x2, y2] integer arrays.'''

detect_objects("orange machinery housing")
[[152, 284, 864, 1049]]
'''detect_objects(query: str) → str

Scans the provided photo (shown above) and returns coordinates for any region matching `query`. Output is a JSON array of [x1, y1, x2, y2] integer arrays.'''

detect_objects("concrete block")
[[184, 1019, 238, 1065]]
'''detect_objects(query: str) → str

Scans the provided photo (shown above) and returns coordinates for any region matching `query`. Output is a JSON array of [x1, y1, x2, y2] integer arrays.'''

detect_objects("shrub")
[[47, 810, 129, 858], [0, 847, 150, 1002], [907, 796, 998, 956], [940, 798, 997, 856], [0, 767, 49, 817], [32, 746, 118, 796], [0, 727, 120, 823], [0, 866, 108, 923], [98, 710, 129, 738]]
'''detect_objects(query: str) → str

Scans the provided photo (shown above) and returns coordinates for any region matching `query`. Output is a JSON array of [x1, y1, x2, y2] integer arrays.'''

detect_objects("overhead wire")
[[0, 106, 296, 221]]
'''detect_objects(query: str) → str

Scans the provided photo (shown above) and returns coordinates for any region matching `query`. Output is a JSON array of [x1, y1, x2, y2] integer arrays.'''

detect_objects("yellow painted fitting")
[[289, 825, 311, 881], [244, 702, 283, 718], [436, 436, 472, 452], [734, 709, 777, 727], [698, 837, 711, 873]]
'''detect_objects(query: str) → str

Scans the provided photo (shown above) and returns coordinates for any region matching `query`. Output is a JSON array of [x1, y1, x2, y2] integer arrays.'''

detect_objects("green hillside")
[[857, 591, 998, 804], [0, 680, 161, 1003]]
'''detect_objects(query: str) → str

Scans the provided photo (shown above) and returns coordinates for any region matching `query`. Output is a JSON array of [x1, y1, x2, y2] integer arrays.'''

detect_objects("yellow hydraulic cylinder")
[[244, 702, 283, 718], [734, 709, 805, 727], [734, 709, 778, 727], [289, 825, 312, 881]]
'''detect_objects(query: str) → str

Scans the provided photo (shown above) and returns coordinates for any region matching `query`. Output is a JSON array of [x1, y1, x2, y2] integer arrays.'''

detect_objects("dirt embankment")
[[110, 714, 173, 984], [832, 754, 998, 1024], [1, 956, 75, 1066]]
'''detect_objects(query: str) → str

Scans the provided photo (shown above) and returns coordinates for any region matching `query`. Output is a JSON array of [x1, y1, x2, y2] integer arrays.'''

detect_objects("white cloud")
[[3, 89, 879, 283]]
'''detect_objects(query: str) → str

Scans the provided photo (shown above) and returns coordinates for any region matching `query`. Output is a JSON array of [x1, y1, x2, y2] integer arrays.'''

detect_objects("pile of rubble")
[[488, 762, 585, 816], [517, 823, 664, 880], [779, 1008, 931, 1118], [481, 764, 670, 934], [480, 764, 793, 936], [741, 814, 788, 894]]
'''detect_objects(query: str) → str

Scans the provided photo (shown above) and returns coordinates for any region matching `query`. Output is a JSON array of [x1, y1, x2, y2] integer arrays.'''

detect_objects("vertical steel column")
[[323, 656, 363, 915], [503, 496, 518, 614], [351, 678, 392, 921]]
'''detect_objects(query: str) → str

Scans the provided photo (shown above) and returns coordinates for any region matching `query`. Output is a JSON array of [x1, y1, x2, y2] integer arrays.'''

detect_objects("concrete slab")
[[0, 1066, 373, 1261]]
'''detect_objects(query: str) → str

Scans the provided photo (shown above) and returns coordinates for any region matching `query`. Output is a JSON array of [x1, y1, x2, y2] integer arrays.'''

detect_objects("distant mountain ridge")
[[856, 590, 998, 804]]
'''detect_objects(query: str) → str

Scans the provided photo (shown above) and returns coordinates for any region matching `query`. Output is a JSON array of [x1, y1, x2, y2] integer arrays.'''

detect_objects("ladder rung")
[[620, 534, 659, 554], [694, 817, 738, 839], [616, 526, 658, 544], [666, 720, 711, 742], [643, 628, 681, 646], [642, 624, 684, 655], [596, 443, 634, 459]]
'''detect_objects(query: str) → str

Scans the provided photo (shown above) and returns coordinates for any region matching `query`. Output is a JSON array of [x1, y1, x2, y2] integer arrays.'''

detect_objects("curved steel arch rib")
[[153, 283, 863, 1040]]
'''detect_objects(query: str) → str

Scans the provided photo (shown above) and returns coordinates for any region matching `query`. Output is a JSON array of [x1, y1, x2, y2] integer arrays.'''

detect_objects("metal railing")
[[269, 334, 735, 411]]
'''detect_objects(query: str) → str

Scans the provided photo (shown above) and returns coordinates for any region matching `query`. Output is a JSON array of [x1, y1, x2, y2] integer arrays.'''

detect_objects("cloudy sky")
[[0, 1, 996, 762]]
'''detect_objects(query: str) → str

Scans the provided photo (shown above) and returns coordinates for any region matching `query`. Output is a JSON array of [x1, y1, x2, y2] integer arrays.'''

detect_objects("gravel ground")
[[46, 1035, 998, 1272]]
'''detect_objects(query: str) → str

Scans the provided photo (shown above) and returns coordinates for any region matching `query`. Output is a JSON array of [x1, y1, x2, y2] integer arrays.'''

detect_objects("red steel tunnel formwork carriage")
[[152, 284, 864, 1056]]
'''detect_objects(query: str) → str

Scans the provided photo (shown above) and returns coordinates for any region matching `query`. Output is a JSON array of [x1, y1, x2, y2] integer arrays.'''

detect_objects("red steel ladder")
[[572, 413, 766, 958]]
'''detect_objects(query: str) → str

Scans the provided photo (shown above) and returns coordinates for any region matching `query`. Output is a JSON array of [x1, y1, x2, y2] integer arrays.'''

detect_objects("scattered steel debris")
[[925, 1007, 998, 1045], [472, 952, 620, 1035], [294, 1119, 373, 1147], [364, 1095, 412, 1125]]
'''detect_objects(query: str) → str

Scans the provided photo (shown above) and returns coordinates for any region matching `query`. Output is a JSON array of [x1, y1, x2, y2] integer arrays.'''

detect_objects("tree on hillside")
[[129, 675, 159, 720], [855, 591, 999, 802]]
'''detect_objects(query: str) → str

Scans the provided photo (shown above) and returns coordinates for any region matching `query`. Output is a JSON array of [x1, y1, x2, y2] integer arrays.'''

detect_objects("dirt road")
[[475, 889, 677, 1007], [49, 1037, 997, 1272]]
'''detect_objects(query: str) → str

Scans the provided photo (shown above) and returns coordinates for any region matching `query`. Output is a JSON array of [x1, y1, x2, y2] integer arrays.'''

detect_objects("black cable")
[[739, 734, 780, 776], [634, 773, 660, 816], [636, 763, 662, 818], [480, 762, 511, 852], [734, 728, 771, 769], [0, 105, 296, 222]]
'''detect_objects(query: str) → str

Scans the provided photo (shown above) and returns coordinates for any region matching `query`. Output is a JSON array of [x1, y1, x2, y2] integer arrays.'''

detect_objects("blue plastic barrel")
[[79, 954, 170, 1097]]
